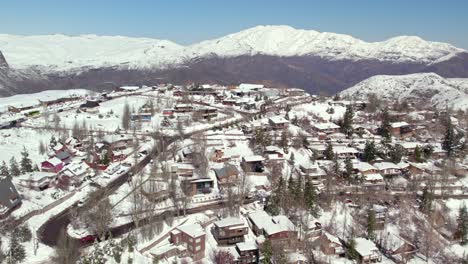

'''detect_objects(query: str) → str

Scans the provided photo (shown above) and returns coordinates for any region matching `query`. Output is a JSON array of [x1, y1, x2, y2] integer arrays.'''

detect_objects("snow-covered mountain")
[[0, 25, 465, 72], [340, 73, 468, 110], [0, 25, 468, 96]]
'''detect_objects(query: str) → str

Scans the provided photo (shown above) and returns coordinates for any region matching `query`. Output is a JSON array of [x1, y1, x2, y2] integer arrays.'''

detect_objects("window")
[[196, 238, 201, 243], [195, 245, 201, 251]]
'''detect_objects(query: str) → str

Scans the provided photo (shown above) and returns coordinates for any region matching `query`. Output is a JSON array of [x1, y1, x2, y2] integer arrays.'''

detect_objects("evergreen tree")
[[388, 145, 404, 164], [20, 147, 33, 173], [265, 177, 284, 216], [414, 145, 424, 163], [9, 157, 20, 177], [340, 105, 354, 137], [16, 225, 32, 242], [367, 209, 377, 241], [324, 143, 334, 160], [420, 187, 433, 213], [279, 129, 289, 153], [7, 234, 26, 264], [442, 119, 456, 157], [362, 141, 376, 162], [378, 108, 392, 141], [346, 238, 359, 260], [304, 178, 319, 217], [0, 161, 9, 178], [422, 145, 434, 160], [261, 239, 273, 264], [50, 135, 57, 147], [38, 141, 46, 155], [459, 203, 468, 245], [293, 174, 303, 202], [289, 152, 295, 165], [344, 157, 353, 183], [122, 101, 131, 130]]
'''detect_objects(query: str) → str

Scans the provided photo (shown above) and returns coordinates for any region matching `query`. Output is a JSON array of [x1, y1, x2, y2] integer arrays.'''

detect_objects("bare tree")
[[122, 101, 131, 130], [82, 196, 113, 239]]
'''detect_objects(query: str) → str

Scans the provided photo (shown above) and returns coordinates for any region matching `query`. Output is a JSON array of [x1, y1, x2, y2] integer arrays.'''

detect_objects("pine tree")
[[362, 141, 376, 162], [379, 108, 392, 141], [8, 234, 26, 263], [459, 203, 468, 245], [261, 239, 273, 264], [290, 152, 295, 165], [122, 101, 131, 130], [388, 145, 404, 164], [304, 178, 319, 217], [414, 145, 424, 163], [442, 119, 456, 157], [420, 187, 433, 213], [344, 157, 353, 183], [9, 157, 20, 177], [340, 105, 354, 137], [20, 147, 33, 173], [280, 129, 289, 153], [346, 238, 359, 260], [367, 209, 377, 241], [0, 161, 9, 178], [324, 143, 334, 160], [50, 135, 57, 147], [293, 174, 303, 202]]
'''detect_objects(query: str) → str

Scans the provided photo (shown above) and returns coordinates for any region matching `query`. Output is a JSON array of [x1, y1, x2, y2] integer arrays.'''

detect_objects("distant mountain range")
[[340, 73, 468, 110], [1, 25, 468, 96]]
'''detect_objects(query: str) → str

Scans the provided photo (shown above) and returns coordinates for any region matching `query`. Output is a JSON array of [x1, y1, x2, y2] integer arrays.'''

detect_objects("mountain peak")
[[0, 51, 8, 68]]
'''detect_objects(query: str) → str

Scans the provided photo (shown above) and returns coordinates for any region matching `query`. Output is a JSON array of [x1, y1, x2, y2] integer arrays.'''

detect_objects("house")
[[363, 173, 385, 190], [189, 178, 214, 195], [172, 163, 195, 178], [268, 116, 290, 130], [242, 156, 265, 173], [213, 217, 248, 245], [264, 146, 284, 158], [0, 177, 22, 217], [213, 164, 240, 186], [170, 223, 206, 261], [333, 146, 359, 159], [195, 107, 218, 119], [320, 232, 344, 256], [300, 214, 322, 238], [235, 242, 259, 264], [299, 162, 326, 182], [162, 109, 174, 117], [248, 211, 297, 248], [354, 238, 382, 263], [381, 232, 417, 262], [174, 104, 193, 113], [20, 172, 56, 191], [353, 162, 378, 175], [313, 123, 340, 134], [390, 122, 412, 137], [56, 151, 72, 164], [373, 162, 401, 177], [41, 157, 64, 173]]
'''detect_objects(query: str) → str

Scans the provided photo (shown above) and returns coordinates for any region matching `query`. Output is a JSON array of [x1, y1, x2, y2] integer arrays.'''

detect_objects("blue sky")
[[1, 0, 467, 48]]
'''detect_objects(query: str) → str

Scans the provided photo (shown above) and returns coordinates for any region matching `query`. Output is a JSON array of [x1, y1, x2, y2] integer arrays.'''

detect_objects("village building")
[[41, 157, 64, 173], [354, 237, 382, 263], [212, 217, 248, 245], [320, 232, 345, 256], [235, 242, 259, 264], [313, 123, 340, 134], [248, 211, 297, 248], [188, 178, 214, 195], [373, 162, 401, 177], [242, 155, 265, 173], [20, 172, 56, 191], [213, 164, 240, 186], [170, 223, 206, 261], [390, 122, 413, 137], [268, 116, 290, 130]]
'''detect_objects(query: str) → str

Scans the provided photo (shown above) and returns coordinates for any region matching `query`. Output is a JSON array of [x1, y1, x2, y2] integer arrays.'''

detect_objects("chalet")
[[300, 214, 322, 238], [172, 163, 194, 178], [381, 232, 417, 262], [170, 224, 206, 261], [213, 217, 248, 245], [354, 238, 382, 263], [397, 142, 419, 153], [235, 242, 259, 264], [102, 134, 133, 150], [20, 172, 56, 191], [299, 162, 326, 182], [320, 232, 344, 256], [248, 211, 297, 248], [195, 107, 218, 119], [242, 155, 265, 173], [268, 116, 289, 130], [333, 146, 359, 159], [0, 178, 22, 217], [174, 104, 193, 113], [308, 144, 327, 159], [213, 164, 240, 186], [373, 162, 401, 177], [41, 157, 64, 173], [264, 146, 284, 158], [189, 178, 214, 195], [353, 162, 378, 175], [363, 173, 385, 190], [390, 122, 412, 137], [313, 123, 340, 134], [131, 113, 152, 122], [56, 151, 72, 164]]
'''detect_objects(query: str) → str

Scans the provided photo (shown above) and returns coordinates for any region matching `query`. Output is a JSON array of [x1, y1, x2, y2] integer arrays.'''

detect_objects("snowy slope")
[[0, 25, 465, 72], [340, 73, 468, 110]]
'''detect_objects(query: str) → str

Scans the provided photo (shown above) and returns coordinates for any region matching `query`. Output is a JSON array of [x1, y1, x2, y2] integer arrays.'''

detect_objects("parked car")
[[80, 235, 97, 244]]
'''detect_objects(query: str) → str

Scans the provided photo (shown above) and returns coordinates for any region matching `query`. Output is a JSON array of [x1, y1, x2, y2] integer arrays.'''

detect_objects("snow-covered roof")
[[243, 155, 265, 162], [313, 122, 340, 130], [373, 162, 400, 170], [268, 116, 289, 124], [46, 157, 63, 166], [119, 86, 140, 91], [323, 231, 341, 245], [364, 173, 384, 181], [176, 223, 205, 238], [391, 122, 410, 128], [248, 211, 295, 235], [236, 241, 257, 251], [353, 162, 377, 172], [214, 217, 245, 228], [355, 237, 378, 257]]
